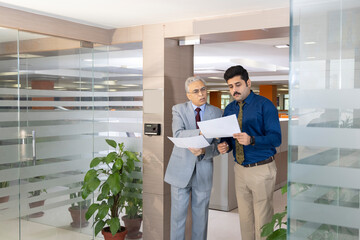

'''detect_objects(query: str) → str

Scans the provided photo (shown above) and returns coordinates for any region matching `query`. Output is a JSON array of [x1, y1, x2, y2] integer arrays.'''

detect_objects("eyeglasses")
[[189, 87, 207, 94]]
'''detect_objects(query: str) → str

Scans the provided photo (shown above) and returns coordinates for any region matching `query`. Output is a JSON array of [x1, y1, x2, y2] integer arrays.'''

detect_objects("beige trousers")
[[234, 160, 277, 240]]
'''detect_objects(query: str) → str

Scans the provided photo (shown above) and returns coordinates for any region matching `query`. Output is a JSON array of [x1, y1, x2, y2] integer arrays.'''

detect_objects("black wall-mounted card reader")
[[144, 123, 161, 136]]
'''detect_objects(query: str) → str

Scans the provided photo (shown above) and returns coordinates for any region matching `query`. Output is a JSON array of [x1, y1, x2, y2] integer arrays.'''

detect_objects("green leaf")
[[84, 169, 97, 182], [261, 220, 276, 237], [96, 203, 110, 220], [87, 177, 101, 193], [267, 228, 286, 240], [108, 196, 114, 207], [118, 142, 124, 151], [97, 193, 106, 201], [90, 157, 102, 168], [114, 157, 123, 170], [81, 186, 91, 199], [94, 220, 106, 236], [106, 139, 117, 148], [109, 217, 121, 236], [126, 158, 135, 172], [101, 183, 110, 195], [85, 203, 99, 220], [281, 184, 287, 195], [105, 152, 118, 164], [107, 173, 121, 195], [125, 151, 139, 162]]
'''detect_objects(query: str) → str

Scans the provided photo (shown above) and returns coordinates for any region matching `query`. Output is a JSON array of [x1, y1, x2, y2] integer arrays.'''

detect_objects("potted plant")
[[121, 166, 143, 239], [28, 175, 47, 218], [0, 181, 10, 204], [68, 186, 91, 228], [82, 139, 140, 240]]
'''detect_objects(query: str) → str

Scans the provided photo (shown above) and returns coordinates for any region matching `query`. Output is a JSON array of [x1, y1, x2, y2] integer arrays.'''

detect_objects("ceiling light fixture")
[[179, 36, 201, 46], [274, 44, 289, 49], [304, 41, 316, 45]]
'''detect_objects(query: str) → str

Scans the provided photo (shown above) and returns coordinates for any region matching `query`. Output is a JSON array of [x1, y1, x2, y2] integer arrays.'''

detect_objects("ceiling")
[[0, 0, 290, 91], [0, 0, 289, 29]]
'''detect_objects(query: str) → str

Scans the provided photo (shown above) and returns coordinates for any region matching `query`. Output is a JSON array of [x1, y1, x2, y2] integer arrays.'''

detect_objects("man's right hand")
[[217, 142, 229, 154]]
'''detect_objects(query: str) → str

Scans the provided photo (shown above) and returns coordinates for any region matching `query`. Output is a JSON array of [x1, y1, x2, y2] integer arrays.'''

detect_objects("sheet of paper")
[[168, 135, 210, 148], [197, 114, 241, 138]]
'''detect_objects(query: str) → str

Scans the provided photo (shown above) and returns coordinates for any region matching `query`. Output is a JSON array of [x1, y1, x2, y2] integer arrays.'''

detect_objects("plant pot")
[[102, 226, 128, 240], [28, 199, 45, 218], [122, 215, 143, 239], [68, 207, 89, 228], [0, 195, 9, 204]]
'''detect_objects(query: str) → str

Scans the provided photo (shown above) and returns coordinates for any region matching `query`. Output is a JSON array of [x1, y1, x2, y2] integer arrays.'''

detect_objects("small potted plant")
[[68, 186, 91, 228], [0, 181, 10, 204], [121, 166, 143, 239], [28, 175, 47, 218], [82, 139, 140, 240]]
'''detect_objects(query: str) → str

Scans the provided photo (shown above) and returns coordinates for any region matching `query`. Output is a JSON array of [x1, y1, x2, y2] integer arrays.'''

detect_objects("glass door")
[[0, 27, 21, 240]]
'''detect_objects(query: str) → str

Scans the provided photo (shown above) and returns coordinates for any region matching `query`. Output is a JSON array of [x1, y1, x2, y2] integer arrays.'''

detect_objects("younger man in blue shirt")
[[218, 65, 281, 240]]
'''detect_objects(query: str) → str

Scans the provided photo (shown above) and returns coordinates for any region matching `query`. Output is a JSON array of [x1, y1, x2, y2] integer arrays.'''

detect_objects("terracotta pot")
[[68, 207, 89, 228], [0, 196, 9, 204], [28, 200, 45, 218], [122, 215, 143, 239], [102, 226, 128, 240]]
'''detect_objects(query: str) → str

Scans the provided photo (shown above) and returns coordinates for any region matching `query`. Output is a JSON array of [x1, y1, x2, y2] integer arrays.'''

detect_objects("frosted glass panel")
[[289, 0, 360, 239], [0, 28, 143, 240]]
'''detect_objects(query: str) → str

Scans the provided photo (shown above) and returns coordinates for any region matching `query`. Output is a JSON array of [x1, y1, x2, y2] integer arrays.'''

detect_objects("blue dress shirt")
[[222, 91, 281, 165], [191, 103, 206, 121]]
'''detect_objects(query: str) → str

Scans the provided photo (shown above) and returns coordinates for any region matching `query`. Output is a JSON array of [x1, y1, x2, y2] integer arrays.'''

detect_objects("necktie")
[[195, 107, 201, 129], [236, 102, 245, 164]]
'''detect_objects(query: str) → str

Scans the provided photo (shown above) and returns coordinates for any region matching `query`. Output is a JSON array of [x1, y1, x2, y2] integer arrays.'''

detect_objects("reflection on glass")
[[289, 0, 360, 239]]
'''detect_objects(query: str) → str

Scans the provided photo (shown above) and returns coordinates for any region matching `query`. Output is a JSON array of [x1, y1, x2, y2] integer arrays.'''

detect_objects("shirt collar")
[[244, 90, 255, 104], [191, 102, 206, 112], [238, 90, 254, 105]]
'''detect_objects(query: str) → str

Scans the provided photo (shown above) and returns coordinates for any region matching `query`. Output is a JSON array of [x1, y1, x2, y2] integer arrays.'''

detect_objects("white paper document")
[[168, 135, 210, 148], [197, 114, 241, 138]]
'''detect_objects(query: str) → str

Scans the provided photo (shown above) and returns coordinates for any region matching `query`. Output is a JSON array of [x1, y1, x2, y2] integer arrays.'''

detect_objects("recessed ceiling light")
[[104, 80, 117, 85], [1, 79, 17, 82], [304, 41, 316, 45], [76, 87, 90, 90], [122, 84, 138, 87], [274, 44, 289, 49], [8, 54, 43, 58]]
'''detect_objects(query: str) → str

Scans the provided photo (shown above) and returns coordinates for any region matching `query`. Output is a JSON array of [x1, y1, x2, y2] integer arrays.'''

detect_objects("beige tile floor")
[[0, 189, 286, 240]]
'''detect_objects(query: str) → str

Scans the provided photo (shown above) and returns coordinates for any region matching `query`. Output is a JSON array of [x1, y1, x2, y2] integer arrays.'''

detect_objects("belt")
[[242, 156, 274, 168]]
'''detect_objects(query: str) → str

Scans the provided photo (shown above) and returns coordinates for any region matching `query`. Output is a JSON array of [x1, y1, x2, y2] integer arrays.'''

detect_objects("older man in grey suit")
[[164, 76, 222, 240]]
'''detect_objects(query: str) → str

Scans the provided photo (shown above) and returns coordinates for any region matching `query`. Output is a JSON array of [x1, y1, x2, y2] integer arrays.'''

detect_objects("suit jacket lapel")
[[186, 101, 197, 130], [202, 103, 215, 121]]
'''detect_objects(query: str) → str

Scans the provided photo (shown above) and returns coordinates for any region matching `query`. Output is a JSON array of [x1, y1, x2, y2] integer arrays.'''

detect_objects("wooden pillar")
[[259, 85, 277, 107], [142, 24, 194, 240], [209, 91, 222, 109]]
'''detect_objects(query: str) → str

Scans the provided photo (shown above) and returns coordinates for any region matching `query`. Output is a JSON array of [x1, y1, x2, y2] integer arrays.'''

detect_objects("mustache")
[[233, 91, 240, 96]]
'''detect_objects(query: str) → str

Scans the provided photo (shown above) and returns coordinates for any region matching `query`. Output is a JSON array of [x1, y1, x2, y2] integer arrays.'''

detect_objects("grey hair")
[[185, 76, 207, 93]]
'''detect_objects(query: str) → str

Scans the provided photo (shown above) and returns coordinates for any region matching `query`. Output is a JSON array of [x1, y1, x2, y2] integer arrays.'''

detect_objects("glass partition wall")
[[288, 0, 360, 239], [0, 28, 143, 240]]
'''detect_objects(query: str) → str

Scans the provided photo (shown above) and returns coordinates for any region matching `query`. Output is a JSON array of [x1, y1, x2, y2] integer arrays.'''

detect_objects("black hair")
[[224, 65, 249, 83]]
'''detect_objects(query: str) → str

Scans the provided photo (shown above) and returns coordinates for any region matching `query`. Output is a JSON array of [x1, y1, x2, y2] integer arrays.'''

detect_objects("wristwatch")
[[250, 136, 255, 146]]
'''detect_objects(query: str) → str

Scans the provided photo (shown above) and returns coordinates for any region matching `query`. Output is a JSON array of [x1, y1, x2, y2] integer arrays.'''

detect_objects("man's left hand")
[[233, 132, 251, 146], [188, 147, 205, 156]]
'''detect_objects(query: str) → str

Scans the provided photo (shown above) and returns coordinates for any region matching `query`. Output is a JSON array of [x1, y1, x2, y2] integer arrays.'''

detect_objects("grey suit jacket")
[[164, 101, 223, 192]]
